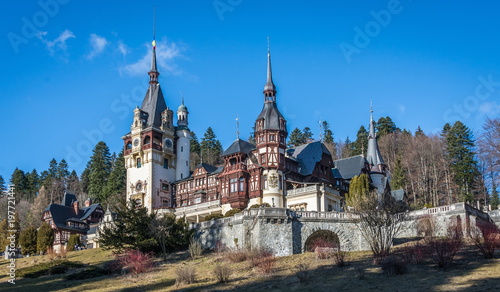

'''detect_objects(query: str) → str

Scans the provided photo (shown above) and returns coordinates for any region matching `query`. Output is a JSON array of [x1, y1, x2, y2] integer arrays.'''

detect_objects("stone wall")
[[192, 203, 492, 257]]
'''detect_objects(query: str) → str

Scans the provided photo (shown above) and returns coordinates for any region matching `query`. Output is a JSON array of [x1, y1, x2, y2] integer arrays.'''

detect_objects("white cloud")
[[37, 29, 75, 55], [477, 101, 500, 118], [398, 104, 406, 114], [86, 34, 108, 60], [120, 38, 183, 76], [117, 41, 129, 57]]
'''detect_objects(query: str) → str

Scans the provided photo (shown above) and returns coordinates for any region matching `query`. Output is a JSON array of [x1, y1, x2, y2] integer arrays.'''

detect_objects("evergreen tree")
[[200, 127, 223, 166], [0, 175, 6, 194], [48, 158, 58, 180], [352, 126, 368, 156], [81, 165, 90, 194], [104, 149, 126, 203], [57, 159, 69, 181], [303, 127, 314, 143], [67, 170, 81, 194], [25, 169, 40, 202], [415, 126, 425, 136], [67, 234, 82, 251], [248, 126, 256, 144], [10, 168, 27, 199], [190, 131, 202, 168], [19, 225, 37, 255], [341, 136, 354, 158], [346, 174, 370, 210], [390, 155, 406, 190], [376, 116, 398, 137], [288, 128, 305, 147], [88, 141, 112, 202], [444, 121, 480, 202], [37, 222, 54, 254], [322, 121, 337, 158]]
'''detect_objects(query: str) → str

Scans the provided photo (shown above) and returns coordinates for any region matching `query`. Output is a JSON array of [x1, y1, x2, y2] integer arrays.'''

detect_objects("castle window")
[[126, 142, 132, 150], [239, 177, 244, 191], [186, 161, 188, 167], [230, 178, 237, 193], [162, 183, 169, 191], [260, 154, 267, 164], [181, 146, 183, 152], [137, 158, 141, 168], [163, 158, 169, 169], [262, 175, 268, 189], [144, 136, 151, 145], [230, 158, 236, 165], [270, 134, 276, 142]]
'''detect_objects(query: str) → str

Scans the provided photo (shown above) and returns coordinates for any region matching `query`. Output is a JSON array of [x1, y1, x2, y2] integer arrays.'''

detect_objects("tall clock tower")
[[122, 39, 177, 213], [254, 46, 288, 207]]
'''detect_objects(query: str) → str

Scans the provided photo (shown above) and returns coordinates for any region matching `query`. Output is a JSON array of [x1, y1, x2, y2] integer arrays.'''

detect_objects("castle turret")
[[176, 99, 191, 180]]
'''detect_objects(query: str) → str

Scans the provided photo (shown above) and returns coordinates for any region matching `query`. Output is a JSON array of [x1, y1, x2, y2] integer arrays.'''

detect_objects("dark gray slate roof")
[[223, 139, 256, 156], [43, 193, 101, 232], [256, 102, 286, 131], [197, 163, 218, 174], [62, 193, 77, 207], [333, 155, 366, 180], [141, 83, 167, 128], [290, 141, 330, 176]]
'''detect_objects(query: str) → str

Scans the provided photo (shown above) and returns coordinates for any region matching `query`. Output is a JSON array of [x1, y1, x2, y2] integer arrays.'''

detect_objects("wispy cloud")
[[120, 38, 183, 76], [37, 29, 75, 55], [117, 41, 129, 57], [399, 104, 406, 114], [478, 101, 500, 116], [86, 34, 108, 60]]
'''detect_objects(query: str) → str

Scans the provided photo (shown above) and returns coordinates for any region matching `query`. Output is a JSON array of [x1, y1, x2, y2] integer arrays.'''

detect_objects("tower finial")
[[236, 116, 240, 140], [148, 6, 159, 84], [263, 37, 276, 102]]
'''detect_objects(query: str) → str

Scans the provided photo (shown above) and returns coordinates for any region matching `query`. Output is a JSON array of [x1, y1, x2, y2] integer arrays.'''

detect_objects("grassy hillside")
[[1, 245, 500, 291]]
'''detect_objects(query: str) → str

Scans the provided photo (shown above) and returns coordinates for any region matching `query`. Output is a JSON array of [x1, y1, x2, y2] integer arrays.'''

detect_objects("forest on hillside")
[[0, 116, 498, 232]]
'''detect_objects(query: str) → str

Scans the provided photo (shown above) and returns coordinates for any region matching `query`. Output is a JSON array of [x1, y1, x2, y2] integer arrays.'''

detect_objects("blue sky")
[[2, 0, 500, 179]]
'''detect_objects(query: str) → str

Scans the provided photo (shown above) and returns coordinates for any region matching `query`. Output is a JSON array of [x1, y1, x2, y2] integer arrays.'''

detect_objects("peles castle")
[[122, 38, 394, 223]]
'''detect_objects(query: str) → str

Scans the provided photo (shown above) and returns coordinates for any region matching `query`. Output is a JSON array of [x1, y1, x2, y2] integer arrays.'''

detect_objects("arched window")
[[126, 142, 132, 150], [144, 136, 151, 145], [137, 158, 141, 168]]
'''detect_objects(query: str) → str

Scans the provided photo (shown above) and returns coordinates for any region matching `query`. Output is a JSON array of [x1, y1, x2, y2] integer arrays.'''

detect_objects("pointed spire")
[[148, 7, 159, 84], [263, 37, 276, 102], [366, 103, 385, 172]]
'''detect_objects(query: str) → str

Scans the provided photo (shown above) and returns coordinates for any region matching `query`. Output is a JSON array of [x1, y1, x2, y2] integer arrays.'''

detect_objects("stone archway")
[[304, 230, 340, 252], [300, 223, 356, 252]]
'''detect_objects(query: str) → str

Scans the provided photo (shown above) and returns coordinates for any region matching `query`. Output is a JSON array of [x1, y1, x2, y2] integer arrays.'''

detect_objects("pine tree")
[[48, 158, 58, 180], [444, 121, 479, 202], [25, 169, 40, 202], [376, 116, 398, 137], [190, 131, 202, 168], [67, 234, 81, 251], [104, 149, 126, 204], [248, 126, 256, 144], [0, 175, 6, 194], [88, 141, 112, 202], [200, 127, 223, 166], [303, 127, 314, 143], [415, 126, 425, 136], [10, 168, 27, 199], [19, 225, 37, 255], [322, 121, 337, 158], [81, 165, 90, 194], [288, 128, 305, 147], [390, 155, 406, 190], [346, 174, 370, 210], [37, 222, 54, 254], [352, 126, 368, 156]]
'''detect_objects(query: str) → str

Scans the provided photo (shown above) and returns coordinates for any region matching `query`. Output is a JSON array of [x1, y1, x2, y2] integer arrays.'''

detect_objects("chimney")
[[85, 198, 92, 207], [73, 201, 79, 215]]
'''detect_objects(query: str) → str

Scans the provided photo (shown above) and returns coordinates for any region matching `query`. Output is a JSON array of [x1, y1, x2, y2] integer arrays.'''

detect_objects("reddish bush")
[[469, 221, 499, 259], [250, 249, 275, 274], [117, 249, 154, 275], [402, 242, 427, 264]]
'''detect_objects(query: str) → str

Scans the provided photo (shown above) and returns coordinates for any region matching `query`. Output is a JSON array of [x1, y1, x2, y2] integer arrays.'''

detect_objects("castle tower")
[[122, 31, 176, 213], [254, 43, 288, 208], [366, 105, 388, 196], [176, 99, 191, 180]]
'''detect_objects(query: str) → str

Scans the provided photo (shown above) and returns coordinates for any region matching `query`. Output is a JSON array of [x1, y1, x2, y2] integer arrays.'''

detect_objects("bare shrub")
[[315, 246, 334, 259], [402, 242, 427, 264], [213, 265, 232, 283], [296, 263, 310, 283], [188, 237, 203, 259], [304, 231, 339, 252], [425, 221, 463, 268], [214, 240, 226, 254], [117, 249, 154, 275], [380, 255, 408, 275], [333, 249, 347, 267], [175, 266, 196, 285], [468, 221, 499, 259], [225, 248, 250, 263], [46, 247, 58, 261], [250, 249, 275, 274]]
